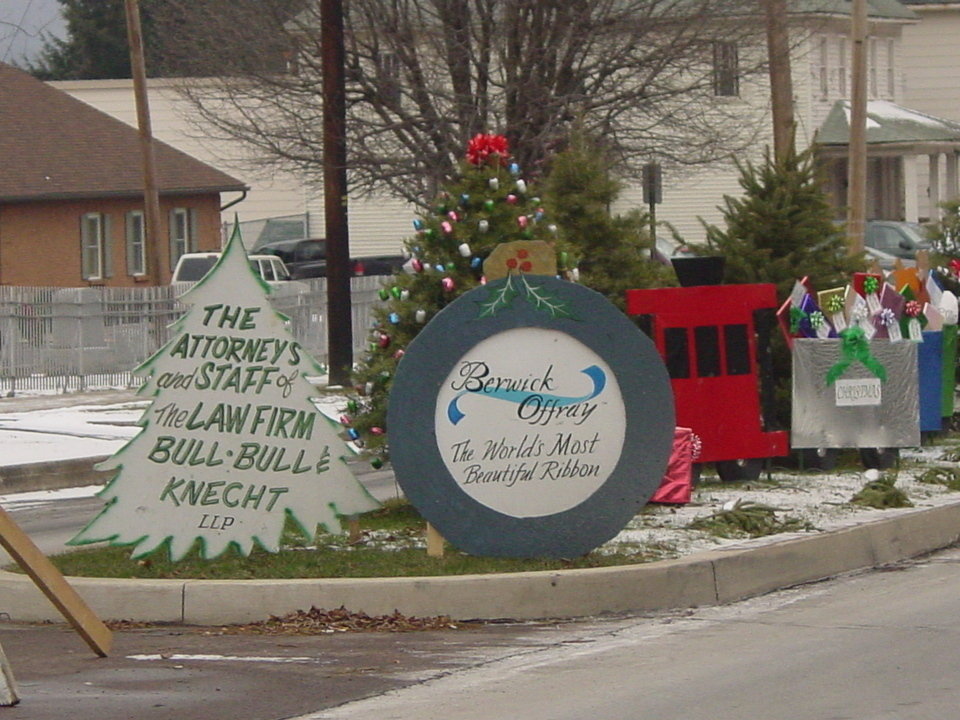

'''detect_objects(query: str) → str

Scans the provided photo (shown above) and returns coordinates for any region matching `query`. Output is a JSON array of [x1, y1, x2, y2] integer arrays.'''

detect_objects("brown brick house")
[[0, 62, 247, 287]]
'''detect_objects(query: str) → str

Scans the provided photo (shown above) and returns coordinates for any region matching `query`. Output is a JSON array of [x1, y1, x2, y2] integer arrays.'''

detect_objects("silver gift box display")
[[792, 338, 919, 449]]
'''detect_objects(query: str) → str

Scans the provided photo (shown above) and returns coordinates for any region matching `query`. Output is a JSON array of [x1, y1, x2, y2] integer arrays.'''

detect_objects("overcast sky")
[[1, 0, 66, 66]]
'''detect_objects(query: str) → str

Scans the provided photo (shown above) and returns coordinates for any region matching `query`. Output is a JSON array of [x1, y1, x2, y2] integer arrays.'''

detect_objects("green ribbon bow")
[[789, 306, 808, 333], [825, 326, 887, 385], [863, 276, 879, 295]]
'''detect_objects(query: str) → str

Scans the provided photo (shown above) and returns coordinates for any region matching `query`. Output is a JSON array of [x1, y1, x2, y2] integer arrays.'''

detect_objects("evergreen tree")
[[699, 145, 864, 427], [346, 134, 578, 459], [26, 0, 161, 80], [700, 146, 861, 298], [543, 133, 675, 310]]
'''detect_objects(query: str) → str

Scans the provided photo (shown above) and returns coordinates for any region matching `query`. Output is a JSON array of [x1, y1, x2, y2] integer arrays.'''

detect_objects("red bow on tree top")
[[466, 133, 509, 166]]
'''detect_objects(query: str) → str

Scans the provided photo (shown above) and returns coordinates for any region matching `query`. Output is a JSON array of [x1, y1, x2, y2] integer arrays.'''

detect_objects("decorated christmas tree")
[[347, 134, 578, 458], [70, 226, 379, 561]]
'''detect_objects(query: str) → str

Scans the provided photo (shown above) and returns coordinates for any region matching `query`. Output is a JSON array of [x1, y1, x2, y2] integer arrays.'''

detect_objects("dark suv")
[[258, 238, 405, 279], [258, 239, 327, 279]]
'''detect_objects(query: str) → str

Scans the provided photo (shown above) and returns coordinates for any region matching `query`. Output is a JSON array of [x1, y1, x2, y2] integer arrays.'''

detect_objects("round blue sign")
[[388, 275, 674, 558]]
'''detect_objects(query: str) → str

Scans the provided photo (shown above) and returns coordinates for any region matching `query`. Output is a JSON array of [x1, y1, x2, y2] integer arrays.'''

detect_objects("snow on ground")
[[0, 386, 351, 465], [602, 446, 960, 560], [0, 401, 146, 464]]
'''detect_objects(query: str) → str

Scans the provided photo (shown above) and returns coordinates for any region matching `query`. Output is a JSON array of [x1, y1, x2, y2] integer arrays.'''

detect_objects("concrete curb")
[[1, 500, 958, 625], [0, 456, 110, 494]]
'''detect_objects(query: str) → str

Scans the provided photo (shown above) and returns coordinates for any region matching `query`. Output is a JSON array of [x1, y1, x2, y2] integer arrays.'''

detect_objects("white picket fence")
[[0, 277, 386, 395]]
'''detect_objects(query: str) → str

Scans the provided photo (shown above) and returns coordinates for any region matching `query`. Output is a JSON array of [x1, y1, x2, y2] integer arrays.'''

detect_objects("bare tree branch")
[[152, 0, 770, 205]]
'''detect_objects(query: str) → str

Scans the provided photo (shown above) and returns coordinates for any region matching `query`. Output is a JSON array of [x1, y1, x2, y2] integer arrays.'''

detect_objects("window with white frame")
[[818, 36, 829, 99], [886, 38, 895, 98], [837, 36, 847, 97], [378, 51, 401, 104], [80, 212, 112, 281], [712, 41, 739, 97], [169, 207, 197, 269], [126, 210, 146, 277]]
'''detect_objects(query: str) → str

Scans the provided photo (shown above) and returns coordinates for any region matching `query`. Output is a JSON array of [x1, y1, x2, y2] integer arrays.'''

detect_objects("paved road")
[[303, 546, 960, 720]]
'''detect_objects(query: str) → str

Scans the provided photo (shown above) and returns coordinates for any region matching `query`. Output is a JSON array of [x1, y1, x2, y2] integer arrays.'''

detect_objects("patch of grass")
[[36, 500, 662, 580], [687, 500, 813, 539], [917, 467, 960, 492], [850, 473, 913, 509], [939, 445, 960, 462]]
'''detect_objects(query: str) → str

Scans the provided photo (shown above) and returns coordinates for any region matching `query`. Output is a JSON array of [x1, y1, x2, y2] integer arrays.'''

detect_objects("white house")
[[899, 0, 960, 219], [55, 0, 960, 255], [618, 0, 960, 242], [51, 78, 414, 257]]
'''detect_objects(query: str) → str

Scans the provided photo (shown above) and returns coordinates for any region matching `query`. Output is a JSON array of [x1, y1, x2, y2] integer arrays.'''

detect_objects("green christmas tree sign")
[[71, 228, 378, 560]]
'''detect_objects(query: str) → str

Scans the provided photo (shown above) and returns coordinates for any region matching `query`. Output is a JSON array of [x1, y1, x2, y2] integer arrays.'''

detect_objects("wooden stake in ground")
[[425, 522, 445, 558], [0, 505, 112, 657], [0, 642, 18, 706]]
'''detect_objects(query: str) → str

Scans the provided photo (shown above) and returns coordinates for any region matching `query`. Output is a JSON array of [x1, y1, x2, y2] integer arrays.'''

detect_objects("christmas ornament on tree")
[[70, 225, 378, 560], [348, 133, 579, 460]]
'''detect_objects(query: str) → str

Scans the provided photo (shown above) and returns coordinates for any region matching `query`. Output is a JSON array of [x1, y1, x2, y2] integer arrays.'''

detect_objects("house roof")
[[0, 62, 247, 203], [790, 0, 917, 19], [818, 99, 960, 145]]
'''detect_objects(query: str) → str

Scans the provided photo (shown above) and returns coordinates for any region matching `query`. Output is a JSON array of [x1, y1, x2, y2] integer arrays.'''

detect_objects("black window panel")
[[724, 324, 751, 376], [694, 325, 721, 377], [664, 327, 690, 379]]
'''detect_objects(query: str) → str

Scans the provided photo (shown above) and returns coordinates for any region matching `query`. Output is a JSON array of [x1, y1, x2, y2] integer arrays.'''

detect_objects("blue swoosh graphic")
[[447, 365, 606, 425]]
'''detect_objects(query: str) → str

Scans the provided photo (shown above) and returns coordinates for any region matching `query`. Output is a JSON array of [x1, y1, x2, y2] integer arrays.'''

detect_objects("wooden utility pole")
[[124, 0, 164, 284], [847, 0, 868, 254], [321, 0, 353, 386], [764, 0, 795, 163]]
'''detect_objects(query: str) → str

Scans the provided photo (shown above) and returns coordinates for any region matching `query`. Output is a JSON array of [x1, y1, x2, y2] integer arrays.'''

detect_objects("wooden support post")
[[0, 506, 112, 657], [425, 522, 445, 558], [347, 515, 361, 544], [0, 642, 18, 706]]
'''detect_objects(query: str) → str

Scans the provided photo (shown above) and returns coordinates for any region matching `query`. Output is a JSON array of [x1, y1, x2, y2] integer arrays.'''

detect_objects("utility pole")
[[124, 0, 164, 284], [321, 0, 353, 386], [764, 0, 795, 163], [847, 0, 868, 254]]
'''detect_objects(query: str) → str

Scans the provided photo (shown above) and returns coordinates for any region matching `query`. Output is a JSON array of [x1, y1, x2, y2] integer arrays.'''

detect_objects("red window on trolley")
[[626, 283, 789, 465]]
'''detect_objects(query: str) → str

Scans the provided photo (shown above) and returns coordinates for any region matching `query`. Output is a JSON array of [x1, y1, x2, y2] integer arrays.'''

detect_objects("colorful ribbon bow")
[[879, 308, 897, 327], [905, 300, 922, 318], [863, 276, 879, 295], [825, 295, 845, 314], [466, 133, 509, 166], [808, 311, 825, 330], [789, 306, 809, 333], [826, 326, 888, 385], [950, 259, 960, 277]]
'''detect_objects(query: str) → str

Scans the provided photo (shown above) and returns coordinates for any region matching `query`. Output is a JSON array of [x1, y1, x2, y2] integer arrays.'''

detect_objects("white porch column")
[[947, 151, 959, 201], [929, 153, 942, 220], [903, 154, 919, 222]]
